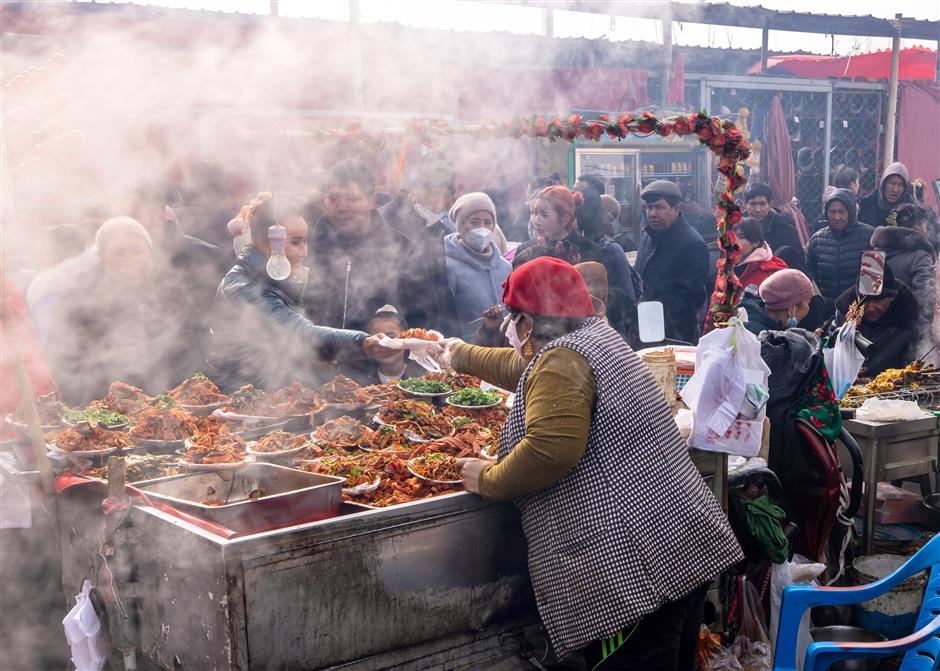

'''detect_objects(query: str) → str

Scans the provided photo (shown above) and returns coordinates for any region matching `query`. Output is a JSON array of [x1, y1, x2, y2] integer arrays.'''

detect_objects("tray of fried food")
[[374, 399, 455, 442], [356, 454, 460, 507], [82, 453, 185, 484], [167, 372, 227, 415], [181, 427, 251, 470], [92, 381, 154, 417], [318, 375, 362, 406], [357, 425, 416, 455]]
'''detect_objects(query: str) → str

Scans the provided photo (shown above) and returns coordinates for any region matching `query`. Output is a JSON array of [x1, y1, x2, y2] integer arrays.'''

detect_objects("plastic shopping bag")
[[681, 314, 771, 457], [62, 580, 107, 671], [770, 556, 826, 671], [823, 321, 866, 399]]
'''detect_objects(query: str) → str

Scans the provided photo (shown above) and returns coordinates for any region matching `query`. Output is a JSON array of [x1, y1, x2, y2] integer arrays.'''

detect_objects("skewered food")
[[376, 400, 455, 441], [408, 453, 462, 483], [398, 328, 441, 342], [251, 431, 310, 454], [168, 372, 226, 405], [49, 425, 131, 452], [399, 378, 451, 394], [270, 382, 325, 416], [130, 406, 196, 441]]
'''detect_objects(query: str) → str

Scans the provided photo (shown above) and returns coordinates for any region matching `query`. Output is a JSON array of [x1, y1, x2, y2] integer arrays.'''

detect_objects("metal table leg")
[[863, 440, 880, 555]]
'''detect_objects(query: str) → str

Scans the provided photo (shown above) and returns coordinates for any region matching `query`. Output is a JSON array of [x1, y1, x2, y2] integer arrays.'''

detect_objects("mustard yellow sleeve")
[[451, 343, 527, 393], [477, 347, 596, 502]]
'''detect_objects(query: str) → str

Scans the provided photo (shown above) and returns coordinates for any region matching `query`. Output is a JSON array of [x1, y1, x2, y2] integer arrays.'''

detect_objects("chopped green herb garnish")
[[399, 378, 451, 394], [449, 388, 500, 407]]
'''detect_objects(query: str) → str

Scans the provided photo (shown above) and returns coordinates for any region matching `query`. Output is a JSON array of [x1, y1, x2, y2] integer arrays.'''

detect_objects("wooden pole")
[[544, 8, 554, 39], [882, 14, 902, 166], [660, 5, 673, 106], [760, 27, 769, 74]]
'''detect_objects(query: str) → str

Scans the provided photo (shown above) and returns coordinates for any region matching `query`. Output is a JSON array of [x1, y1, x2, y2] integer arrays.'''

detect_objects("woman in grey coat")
[[870, 203, 936, 323]]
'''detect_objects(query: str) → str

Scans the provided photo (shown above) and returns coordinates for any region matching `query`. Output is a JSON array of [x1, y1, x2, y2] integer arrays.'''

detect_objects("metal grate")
[[844, 384, 940, 406], [828, 89, 885, 223]]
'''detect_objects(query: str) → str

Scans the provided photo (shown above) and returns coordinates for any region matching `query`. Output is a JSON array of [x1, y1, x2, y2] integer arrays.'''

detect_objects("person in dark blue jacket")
[[635, 180, 709, 344], [207, 194, 390, 392], [806, 189, 874, 301]]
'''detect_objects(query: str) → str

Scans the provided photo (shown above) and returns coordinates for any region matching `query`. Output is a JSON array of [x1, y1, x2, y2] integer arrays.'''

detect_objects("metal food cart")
[[43, 448, 728, 670]]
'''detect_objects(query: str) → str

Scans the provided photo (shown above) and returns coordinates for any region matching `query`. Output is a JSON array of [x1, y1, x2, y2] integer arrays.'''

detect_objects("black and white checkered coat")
[[498, 318, 743, 659]]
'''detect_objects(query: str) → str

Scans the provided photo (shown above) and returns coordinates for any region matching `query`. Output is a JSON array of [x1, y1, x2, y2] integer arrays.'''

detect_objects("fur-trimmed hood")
[[871, 226, 937, 261]]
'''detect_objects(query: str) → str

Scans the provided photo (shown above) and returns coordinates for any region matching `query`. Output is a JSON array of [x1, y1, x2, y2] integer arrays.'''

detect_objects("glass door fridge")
[[573, 147, 641, 242]]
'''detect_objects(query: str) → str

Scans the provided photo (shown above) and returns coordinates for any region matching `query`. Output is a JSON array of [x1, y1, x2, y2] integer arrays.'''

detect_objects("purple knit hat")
[[759, 269, 814, 310]]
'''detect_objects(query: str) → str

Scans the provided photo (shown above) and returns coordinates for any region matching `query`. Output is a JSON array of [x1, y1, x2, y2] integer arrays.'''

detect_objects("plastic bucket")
[[851, 553, 926, 640]]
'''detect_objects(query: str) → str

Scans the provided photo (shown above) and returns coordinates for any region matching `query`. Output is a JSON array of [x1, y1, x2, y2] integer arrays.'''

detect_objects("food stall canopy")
[[898, 81, 940, 210], [754, 47, 938, 81]]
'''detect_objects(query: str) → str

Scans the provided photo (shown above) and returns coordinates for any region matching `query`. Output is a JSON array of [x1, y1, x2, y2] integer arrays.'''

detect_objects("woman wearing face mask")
[[443, 192, 512, 341], [208, 194, 391, 391], [739, 269, 815, 337], [432, 257, 741, 670]]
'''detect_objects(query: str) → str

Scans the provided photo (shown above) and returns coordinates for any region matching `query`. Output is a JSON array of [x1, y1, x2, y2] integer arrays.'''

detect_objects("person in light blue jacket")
[[444, 192, 512, 342]]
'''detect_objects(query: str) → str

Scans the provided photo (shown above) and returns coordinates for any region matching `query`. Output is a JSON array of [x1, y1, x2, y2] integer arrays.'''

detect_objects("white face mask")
[[506, 314, 529, 358], [463, 227, 493, 253]]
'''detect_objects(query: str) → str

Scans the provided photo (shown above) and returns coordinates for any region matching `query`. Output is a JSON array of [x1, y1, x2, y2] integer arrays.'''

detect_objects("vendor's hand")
[[428, 337, 464, 370], [361, 334, 395, 359], [480, 305, 505, 330], [456, 458, 490, 495]]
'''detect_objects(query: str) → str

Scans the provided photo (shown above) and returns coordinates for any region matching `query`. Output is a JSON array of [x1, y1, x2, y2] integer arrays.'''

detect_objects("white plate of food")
[[407, 454, 463, 485]]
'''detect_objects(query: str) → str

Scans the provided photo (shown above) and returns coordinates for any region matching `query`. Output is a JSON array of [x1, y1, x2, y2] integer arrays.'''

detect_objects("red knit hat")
[[502, 257, 595, 318]]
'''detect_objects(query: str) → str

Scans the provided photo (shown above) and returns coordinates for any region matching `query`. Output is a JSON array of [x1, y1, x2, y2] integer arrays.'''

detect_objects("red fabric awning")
[[750, 47, 937, 81]]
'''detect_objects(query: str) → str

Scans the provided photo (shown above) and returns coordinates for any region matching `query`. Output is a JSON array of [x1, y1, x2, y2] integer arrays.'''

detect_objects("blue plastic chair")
[[772, 534, 940, 671]]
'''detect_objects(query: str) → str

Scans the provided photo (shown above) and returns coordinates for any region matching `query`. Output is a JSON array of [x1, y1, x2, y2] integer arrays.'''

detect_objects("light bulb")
[[265, 224, 291, 281]]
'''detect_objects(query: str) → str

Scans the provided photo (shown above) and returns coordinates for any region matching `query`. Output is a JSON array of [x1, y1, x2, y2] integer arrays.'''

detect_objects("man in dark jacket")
[[744, 183, 805, 264], [871, 219, 936, 322], [635, 180, 709, 343], [806, 189, 874, 301], [305, 160, 420, 333], [858, 162, 915, 229], [835, 264, 918, 377], [378, 152, 459, 334]]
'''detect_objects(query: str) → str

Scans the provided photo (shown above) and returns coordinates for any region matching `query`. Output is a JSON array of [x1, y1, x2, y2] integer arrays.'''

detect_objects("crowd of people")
[[2, 151, 938, 409]]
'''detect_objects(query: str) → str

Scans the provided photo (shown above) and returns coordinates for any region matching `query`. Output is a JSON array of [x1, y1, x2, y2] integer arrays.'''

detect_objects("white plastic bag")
[[62, 580, 107, 671], [855, 398, 931, 422], [824, 321, 866, 399], [681, 314, 771, 457], [770, 556, 825, 670]]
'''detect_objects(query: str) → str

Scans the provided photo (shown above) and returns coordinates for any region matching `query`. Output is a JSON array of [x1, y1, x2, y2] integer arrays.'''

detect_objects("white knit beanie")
[[448, 192, 497, 229], [94, 216, 152, 256]]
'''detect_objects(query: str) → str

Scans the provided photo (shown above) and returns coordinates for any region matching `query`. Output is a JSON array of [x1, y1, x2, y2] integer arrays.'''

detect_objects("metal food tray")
[[136, 463, 344, 534]]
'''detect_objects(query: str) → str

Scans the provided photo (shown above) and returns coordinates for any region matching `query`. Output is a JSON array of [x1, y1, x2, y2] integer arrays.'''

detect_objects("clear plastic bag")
[[823, 321, 866, 399]]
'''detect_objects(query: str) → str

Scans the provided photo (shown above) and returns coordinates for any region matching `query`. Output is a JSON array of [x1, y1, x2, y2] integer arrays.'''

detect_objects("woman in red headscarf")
[[432, 257, 741, 670]]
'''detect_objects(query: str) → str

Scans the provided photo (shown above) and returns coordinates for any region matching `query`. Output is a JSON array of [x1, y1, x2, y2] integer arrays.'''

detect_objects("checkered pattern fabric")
[[498, 318, 743, 660]]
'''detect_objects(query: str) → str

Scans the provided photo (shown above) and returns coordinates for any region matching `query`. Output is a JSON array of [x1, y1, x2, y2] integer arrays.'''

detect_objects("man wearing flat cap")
[[635, 180, 709, 343]]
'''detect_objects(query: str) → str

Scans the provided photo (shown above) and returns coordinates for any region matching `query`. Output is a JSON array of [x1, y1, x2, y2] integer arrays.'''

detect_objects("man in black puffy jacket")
[[806, 189, 874, 301]]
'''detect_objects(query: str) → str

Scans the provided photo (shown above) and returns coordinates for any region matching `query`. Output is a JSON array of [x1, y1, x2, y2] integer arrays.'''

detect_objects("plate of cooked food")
[[407, 453, 463, 485], [168, 373, 227, 416], [65, 407, 129, 431], [445, 387, 502, 410], [129, 405, 195, 451], [374, 399, 455, 443], [397, 377, 453, 399], [246, 430, 312, 459], [180, 430, 253, 471]]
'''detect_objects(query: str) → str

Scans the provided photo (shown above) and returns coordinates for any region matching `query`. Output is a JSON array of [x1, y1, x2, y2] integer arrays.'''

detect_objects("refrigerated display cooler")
[[568, 134, 713, 247]]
